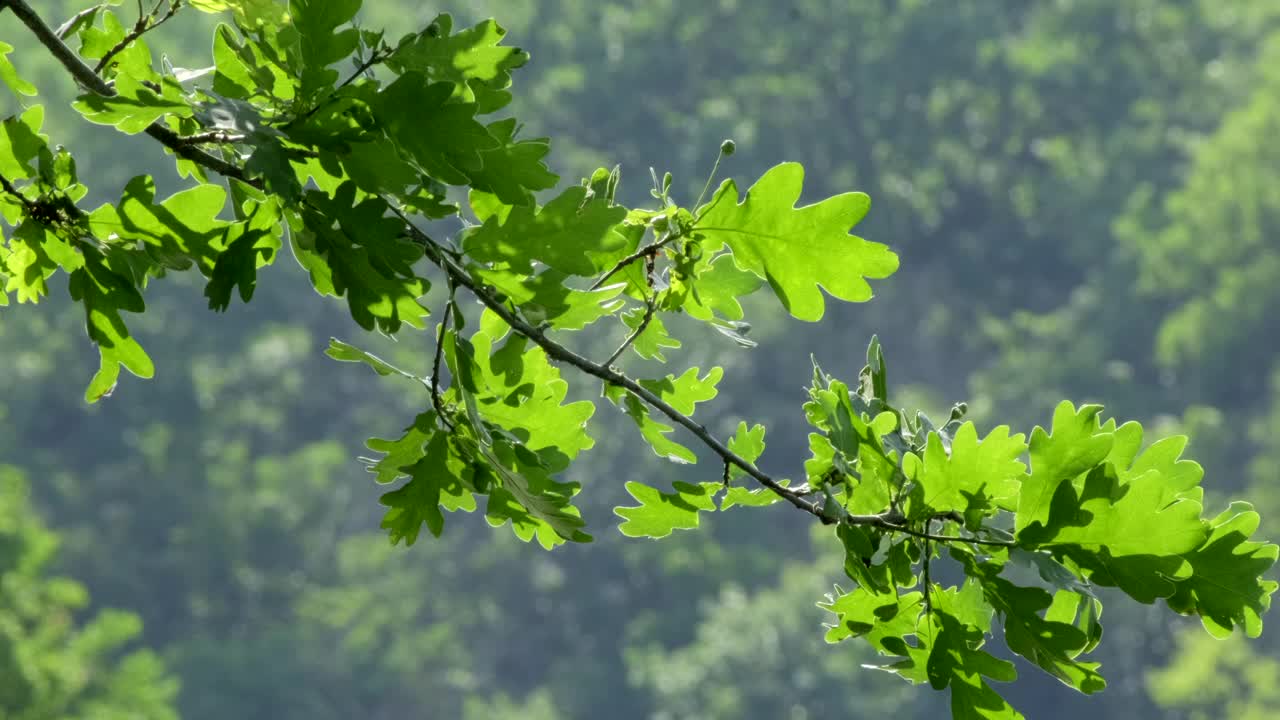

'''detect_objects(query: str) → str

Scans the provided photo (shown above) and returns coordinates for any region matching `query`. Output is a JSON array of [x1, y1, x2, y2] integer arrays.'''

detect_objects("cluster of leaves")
[[0, 1, 1275, 717]]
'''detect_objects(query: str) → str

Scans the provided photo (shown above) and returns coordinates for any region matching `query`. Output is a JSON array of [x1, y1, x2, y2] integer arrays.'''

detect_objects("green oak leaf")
[[204, 199, 283, 309], [73, 73, 192, 134], [905, 423, 1027, 520], [620, 307, 681, 361], [694, 162, 898, 321], [89, 175, 229, 273], [379, 431, 475, 546], [293, 183, 430, 333], [615, 480, 721, 538], [463, 330, 596, 469], [604, 386, 696, 464], [0, 106, 49, 180], [971, 566, 1107, 695], [462, 185, 630, 276], [325, 338, 425, 384], [1016, 401, 1114, 536], [364, 412, 435, 484], [387, 15, 529, 113], [683, 253, 762, 323], [0, 41, 37, 97], [724, 421, 766, 482], [472, 266, 625, 331], [375, 73, 497, 185], [68, 247, 154, 402], [1165, 502, 1278, 638], [637, 367, 724, 415], [291, 0, 361, 96], [478, 435, 590, 549], [923, 587, 1023, 720], [604, 368, 721, 464], [1, 222, 79, 303], [466, 118, 558, 205]]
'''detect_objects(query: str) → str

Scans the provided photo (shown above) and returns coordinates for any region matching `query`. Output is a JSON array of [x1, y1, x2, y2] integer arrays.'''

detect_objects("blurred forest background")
[[3, 1, 1280, 718]]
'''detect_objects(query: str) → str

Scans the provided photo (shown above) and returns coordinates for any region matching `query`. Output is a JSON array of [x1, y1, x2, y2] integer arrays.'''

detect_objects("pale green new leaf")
[[325, 338, 425, 384], [906, 423, 1027, 520], [615, 481, 720, 538], [0, 41, 37, 96], [1016, 401, 1114, 535], [694, 162, 898, 321], [462, 185, 631, 276]]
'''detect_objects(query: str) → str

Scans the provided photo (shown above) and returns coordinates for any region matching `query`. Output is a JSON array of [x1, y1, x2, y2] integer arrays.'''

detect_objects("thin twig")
[[432, 300, 456, 431], [292, 48, 390, 126], [922, 520, 933, 613], [93, 0, 182, 75], [174, 130, 245, 145], [4, 0, 254, 184], [588, 232, 679, 291], [604, 295, 655, 367], [0, 172, 35, 211], [870, 519, 1015, 548], [393, 215, 824, 517], [55, 5, 100, 39]]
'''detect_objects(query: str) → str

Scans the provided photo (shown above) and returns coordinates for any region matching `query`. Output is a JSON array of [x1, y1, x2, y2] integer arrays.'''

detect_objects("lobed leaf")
[[694, 162, 898, 321]]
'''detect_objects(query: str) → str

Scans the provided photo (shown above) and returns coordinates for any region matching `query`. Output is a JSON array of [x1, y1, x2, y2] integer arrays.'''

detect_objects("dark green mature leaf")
[[615, 481, 720, 538], [293, 183, 430, 333], [924, 587, 1023, 720], [467, 119, 558, 205], [387, 14, 529, 113], [462, 185, 631, 276], [291, 0, 362, 96], [695, 162, 899, 321], [970, 567, 1106, 695], [1165, 502, 1278, 638], [375, 73, 497, 185]]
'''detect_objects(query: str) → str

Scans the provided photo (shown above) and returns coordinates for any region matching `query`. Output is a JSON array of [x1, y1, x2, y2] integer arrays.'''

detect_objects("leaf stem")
[[432, 300, 456, 431], [604, 295, 655, 367], [587, 232, 677, 291], [93, 0, 183, 75]]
